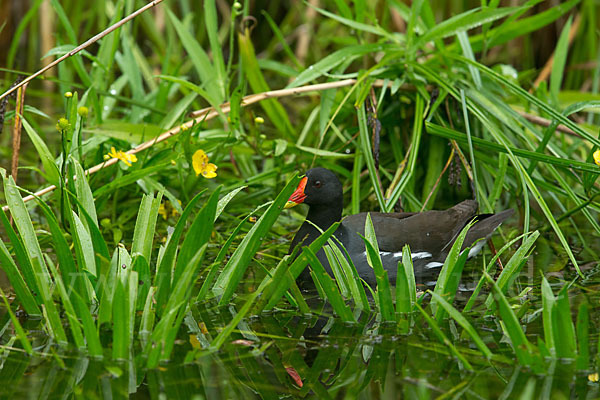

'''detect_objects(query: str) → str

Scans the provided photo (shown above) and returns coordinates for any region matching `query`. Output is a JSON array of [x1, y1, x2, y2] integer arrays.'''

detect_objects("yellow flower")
[[255, 116, 264, 124], [192, 149, 217, 179], [158, 203, 168, 220], [593, 150, 600, 166], [106, 147, 138, 167], [64, 91, 73, 98], [588, 372, 599, 382], [158, 200, 181, 220]]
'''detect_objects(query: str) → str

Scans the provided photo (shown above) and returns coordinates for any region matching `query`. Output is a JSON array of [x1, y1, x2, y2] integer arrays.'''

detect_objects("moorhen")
[[285, 168, 514, 287]]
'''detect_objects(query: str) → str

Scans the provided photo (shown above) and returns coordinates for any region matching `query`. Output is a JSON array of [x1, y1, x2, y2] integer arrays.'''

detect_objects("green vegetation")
[[1, 0, 600, 397]]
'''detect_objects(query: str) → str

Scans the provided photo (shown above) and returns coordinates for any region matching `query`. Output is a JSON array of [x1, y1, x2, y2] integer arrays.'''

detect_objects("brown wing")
[[341, 200, 479, 254]]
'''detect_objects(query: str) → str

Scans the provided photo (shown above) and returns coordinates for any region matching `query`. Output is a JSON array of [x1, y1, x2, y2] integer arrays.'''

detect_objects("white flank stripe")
[[467, 240, 486, 258], [425, 262, 444, 269], [411, 251, 432, 260]]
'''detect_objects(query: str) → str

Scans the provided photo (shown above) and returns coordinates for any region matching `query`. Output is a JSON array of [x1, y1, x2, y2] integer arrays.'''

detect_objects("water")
[[1, 290, 599, 399]]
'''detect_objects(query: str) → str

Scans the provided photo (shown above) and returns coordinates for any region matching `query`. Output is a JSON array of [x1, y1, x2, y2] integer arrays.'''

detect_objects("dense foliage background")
[[1, 0, 600, 398]]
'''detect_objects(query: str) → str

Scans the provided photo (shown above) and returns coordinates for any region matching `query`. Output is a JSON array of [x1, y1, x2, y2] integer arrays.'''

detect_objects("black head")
[[286, 167, 343, 208]]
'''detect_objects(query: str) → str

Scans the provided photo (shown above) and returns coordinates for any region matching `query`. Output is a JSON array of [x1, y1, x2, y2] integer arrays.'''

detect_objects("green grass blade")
[[485, 273, 535, 367], [215, 186, 247, 222], [49, 0, 92, 86], [204, 0, 226, 100], [328, 236, 370, 312], [159, 92, 197, 129], [396, 244, 416, 314], [431, 221, 474, 321], [261, 11, 302, 69], [456, 31, 482, 89], [357, 103, 386, 211], [1, 171, 67, 343], [323, 244, 350, 297], [156, 75, 228, 123], [304, 248, 355, 322], [415, 303, 473, 371], [238, 29, 296, 139], [92, 162, 171, 199], [309, 3, 393, 39], [287, 44, 396, 89], [132, 255, 151, 311], [0, 208, 40, 304], [576, 301, 589, 370], [385, 95, 424, 212], [131, 192, 162, 263], [554, 285, 577, 359], [487, 0, 579, 50], [426, 122, 600, 174], [196, 215, 254, 302], [98, 246, 129, 325], [166, 8, 223, 103], [362, 213, 394, 322], [484, 231, 539, 309], [71, 291, 102, 358], [541, 275, 556, 353], [147, 245, 207, 367], [211, 272, 270, 350], [550, 16, 573, 103], [0, 238, 40, 316], [72, 158, 98, 231], [21, 117, 60, 186], [460, 89, 485, 206], [429, 291, 493, 359], [0, 288, 33, 355], [139, 286, 156, 349], [452, 53, 600, 149], [418, 62, 583, 276], [213, 175, 300, 305], [418, 6, 519, 46], [154, 189, 207, 312], [70, 210, 96, 277], [263, 222, 340, 311], [67, 191, 111, 267], [112, 278, 129, 360], [175, 187, 220, 284], [32, 256, 67, 344], [46, 257, 85, 349]]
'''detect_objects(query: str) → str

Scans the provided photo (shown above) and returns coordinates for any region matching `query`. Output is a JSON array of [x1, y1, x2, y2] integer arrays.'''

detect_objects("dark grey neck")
[[289, 198, 343, 254], [306, 199, 343, 231]]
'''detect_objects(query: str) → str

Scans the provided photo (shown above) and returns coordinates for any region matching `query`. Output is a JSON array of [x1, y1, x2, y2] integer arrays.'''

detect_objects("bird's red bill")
[[285, 177, 307, 208]]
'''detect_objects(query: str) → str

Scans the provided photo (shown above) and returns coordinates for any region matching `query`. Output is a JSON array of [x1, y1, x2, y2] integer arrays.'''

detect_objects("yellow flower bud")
[[56, 117, 71, 131], [64, 91, 73, 98], [77, 106, 89, 117], [255, 116, 264, 124]]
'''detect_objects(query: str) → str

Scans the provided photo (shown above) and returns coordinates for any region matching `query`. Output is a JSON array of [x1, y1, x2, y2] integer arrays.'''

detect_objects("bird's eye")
[[314, 180, 322, 188]]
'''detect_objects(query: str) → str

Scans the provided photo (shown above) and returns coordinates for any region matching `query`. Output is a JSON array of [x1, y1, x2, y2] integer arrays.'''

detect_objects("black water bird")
[[285, 167, 513, 287]]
